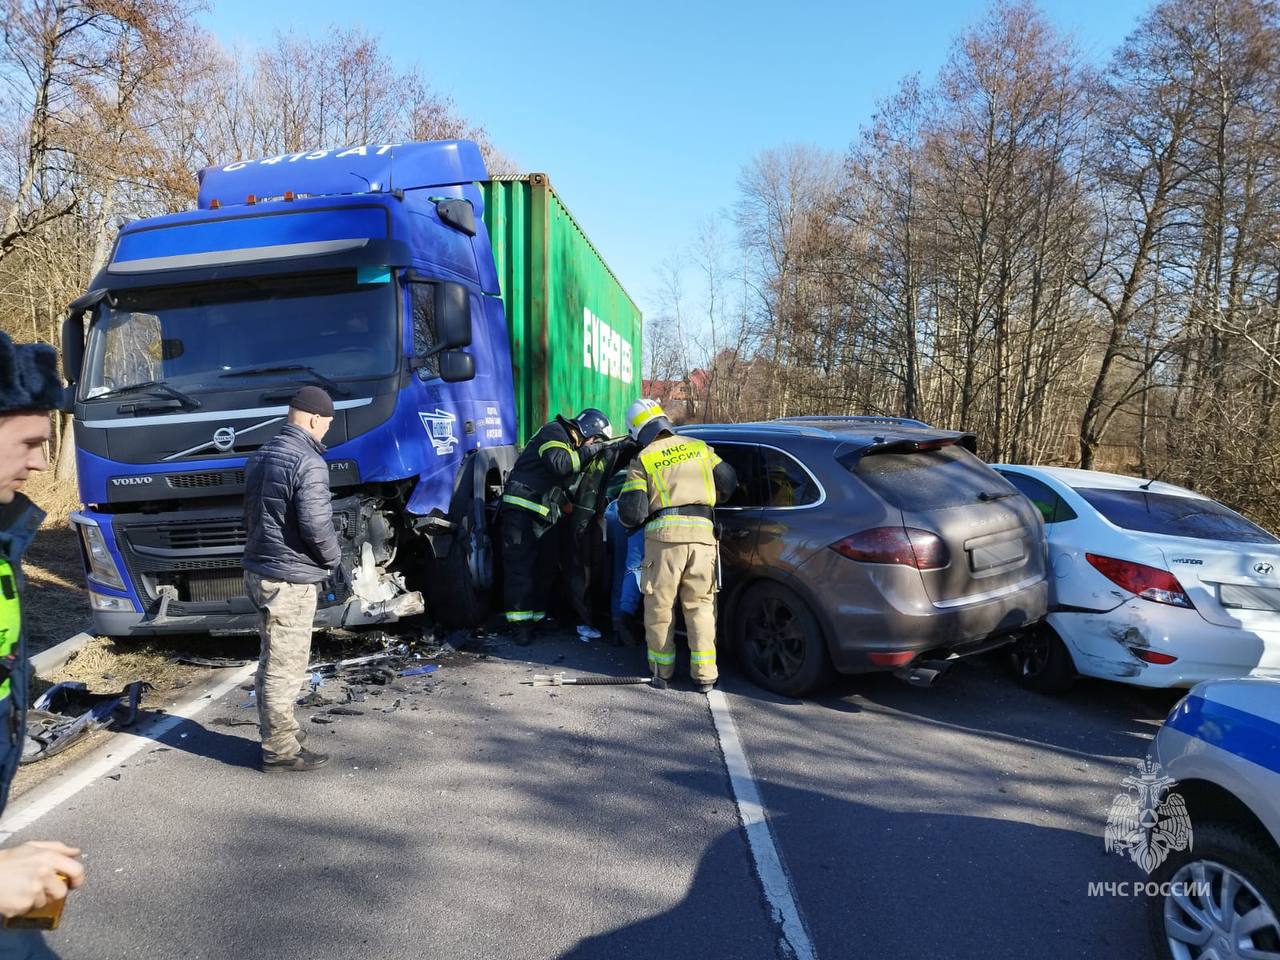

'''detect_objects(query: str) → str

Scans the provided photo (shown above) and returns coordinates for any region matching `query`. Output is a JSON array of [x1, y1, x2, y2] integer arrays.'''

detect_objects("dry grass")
[[21, 470, 80, 529]]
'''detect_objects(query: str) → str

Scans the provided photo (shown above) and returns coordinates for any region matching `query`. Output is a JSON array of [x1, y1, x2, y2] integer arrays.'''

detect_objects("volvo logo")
[[1256, 562, 1275, 576], [162, 415, 283, 462], [212, 426, 237, 452], [110, 476, 152, 486]]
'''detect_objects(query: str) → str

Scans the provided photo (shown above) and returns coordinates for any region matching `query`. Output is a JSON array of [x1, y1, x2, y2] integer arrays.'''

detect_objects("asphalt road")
[[3, 630, 1179, 960]]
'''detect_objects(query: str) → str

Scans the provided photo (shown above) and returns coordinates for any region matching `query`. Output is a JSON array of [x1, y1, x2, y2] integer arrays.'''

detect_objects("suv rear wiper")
[[978, 490, 1017, 502], [92, 380, 202, 410], [218, 364, 350, 397]]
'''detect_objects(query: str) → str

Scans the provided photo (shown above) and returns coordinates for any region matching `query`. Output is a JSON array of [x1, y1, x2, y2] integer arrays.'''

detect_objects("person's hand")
[[0, 841, 85, 918], [579, 441, 604, 464]]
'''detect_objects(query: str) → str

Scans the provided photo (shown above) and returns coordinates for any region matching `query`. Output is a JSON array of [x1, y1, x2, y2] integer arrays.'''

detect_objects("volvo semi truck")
[[61, 140, 642, 636]]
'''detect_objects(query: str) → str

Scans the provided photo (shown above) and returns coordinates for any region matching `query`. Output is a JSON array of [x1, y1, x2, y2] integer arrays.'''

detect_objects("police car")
[[1147, 677, 1280, 958]]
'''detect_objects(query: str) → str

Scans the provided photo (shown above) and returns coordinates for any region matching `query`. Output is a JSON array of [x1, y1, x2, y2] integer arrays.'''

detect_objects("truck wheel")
[[735, 582, 830, 697], [1012, 624, 1075, 694], [1148, 822, 1280, 960], [425, 508, 492, 628]]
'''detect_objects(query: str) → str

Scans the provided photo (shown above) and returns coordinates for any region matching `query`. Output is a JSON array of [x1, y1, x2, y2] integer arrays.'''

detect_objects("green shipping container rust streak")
[[481, 175, 643, 446]]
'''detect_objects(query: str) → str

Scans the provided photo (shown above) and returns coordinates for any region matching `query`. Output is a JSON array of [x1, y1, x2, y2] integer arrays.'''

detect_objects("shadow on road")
[[146, 714, 261, 770], [557, 768, 1155, 960]]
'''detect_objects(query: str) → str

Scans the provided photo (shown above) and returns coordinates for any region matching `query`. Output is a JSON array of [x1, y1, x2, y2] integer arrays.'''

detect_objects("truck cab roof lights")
[[283, 191, 295, 202], [245, 194, 256, 205], [209, 198, 221, 209]]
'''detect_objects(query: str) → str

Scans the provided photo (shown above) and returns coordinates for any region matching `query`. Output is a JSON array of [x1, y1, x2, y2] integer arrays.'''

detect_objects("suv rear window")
[[1076, 488, 1278, 544], [848, 443, 1016, 511]]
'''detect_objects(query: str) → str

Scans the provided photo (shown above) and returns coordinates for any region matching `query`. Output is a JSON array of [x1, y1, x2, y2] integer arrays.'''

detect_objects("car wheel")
[[735, 582, 830, 697], [1148, 822, 1280, 960], [1013, 624, 1075, 693]]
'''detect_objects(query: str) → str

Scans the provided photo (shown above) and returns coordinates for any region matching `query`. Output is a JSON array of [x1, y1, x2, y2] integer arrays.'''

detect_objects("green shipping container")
[[481, 175, 643, 446]]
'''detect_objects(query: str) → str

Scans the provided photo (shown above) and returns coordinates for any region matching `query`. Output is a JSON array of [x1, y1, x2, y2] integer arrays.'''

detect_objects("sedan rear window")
[[1076, 489, 1278, 544], [849, 443, 1016, 511]]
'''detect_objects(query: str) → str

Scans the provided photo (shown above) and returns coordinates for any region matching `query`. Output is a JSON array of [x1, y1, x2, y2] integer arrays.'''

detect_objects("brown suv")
[[682, 419, 1048, 695]]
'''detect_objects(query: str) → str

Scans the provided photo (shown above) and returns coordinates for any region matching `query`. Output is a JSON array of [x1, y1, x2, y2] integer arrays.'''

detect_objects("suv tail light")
[[1085, 554, 1193, 608], [831, 527, 949, 570]]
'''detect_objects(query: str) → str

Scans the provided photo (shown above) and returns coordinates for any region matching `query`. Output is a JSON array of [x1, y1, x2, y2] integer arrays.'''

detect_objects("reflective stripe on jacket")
[[620, 435, 722, 545], [503, 417, 582, 518], [0, 494, 42, 814]]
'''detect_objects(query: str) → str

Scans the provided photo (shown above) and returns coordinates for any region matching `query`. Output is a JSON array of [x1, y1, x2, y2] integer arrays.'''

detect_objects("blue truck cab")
[[63, 141, 542, 635]]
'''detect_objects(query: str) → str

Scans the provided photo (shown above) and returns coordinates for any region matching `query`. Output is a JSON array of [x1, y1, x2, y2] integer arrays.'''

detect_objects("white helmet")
[[626, 398, 673, 444]]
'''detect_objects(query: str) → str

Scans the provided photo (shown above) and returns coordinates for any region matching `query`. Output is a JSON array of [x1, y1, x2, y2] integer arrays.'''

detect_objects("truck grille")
[[150, 522, 246, 551], [166, 470, 245, 490], [186, 571, 246, 603]]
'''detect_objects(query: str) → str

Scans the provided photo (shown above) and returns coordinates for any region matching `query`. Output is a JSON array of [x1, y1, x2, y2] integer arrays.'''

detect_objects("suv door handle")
[[725, 528, 752, 540]]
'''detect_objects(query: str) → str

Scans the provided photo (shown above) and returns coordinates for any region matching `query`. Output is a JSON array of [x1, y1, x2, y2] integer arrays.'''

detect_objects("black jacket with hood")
[[243, 424, 341, 584]]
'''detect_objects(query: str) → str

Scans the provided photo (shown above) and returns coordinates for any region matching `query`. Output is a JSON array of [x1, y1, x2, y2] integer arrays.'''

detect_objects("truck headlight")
[[77, 522, 126, 590], [89, 590, 133, 612]]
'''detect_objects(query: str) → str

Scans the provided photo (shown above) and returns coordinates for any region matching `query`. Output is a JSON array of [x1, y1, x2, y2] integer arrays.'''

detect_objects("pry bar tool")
[[523, 673, 653, 687]]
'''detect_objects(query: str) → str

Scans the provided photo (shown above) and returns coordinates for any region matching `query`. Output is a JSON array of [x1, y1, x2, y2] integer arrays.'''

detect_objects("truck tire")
[[423, 450, 509, 628]]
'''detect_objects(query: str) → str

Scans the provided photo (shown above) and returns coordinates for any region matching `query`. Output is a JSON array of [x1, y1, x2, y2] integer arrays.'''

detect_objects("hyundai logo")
[[212, 426, 236, 452], [1256, 562, 1275, 576]]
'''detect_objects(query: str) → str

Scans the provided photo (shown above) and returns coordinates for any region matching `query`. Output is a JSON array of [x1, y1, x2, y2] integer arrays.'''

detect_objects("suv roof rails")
[[774, 415, 933, 429]]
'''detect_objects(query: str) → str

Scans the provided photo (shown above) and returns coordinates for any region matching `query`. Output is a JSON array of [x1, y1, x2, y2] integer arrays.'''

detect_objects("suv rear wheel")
[[735, 582, 830, 697], [1013, 624, 1075, 693]]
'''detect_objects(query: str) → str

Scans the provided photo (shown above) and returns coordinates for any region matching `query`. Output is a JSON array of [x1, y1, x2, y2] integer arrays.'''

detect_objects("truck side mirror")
[[439, 349, 475, 383], [434, 282, 473, 350], [61, 311, 85, 392], [435, 199, 477, 237]]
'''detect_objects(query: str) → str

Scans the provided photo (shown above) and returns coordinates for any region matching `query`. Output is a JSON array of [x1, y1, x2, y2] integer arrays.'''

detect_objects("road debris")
[[327, 707, 363, 717], [172, 655, 252, 669], [22, 680, 150, 765], [521, 673, 653, 687], [399, 664, 438, 678]]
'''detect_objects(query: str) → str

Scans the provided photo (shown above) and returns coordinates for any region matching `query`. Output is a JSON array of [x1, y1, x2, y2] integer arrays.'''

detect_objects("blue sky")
[[204, 0, 1152, 320]]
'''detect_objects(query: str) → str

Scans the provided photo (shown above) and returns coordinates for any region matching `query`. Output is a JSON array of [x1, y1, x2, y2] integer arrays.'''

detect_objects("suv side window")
[[706, 442, 761, 508], [410, 283, 438, 380], [760, 448, 820, 507], [1001, 471, 1077, 523]]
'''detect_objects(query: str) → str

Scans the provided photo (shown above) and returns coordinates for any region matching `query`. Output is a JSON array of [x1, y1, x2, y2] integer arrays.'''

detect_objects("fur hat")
[[0, 331, 65, 414]]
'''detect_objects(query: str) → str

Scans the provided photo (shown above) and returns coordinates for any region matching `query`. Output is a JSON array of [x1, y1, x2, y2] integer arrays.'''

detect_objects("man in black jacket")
[[499, 408, 610, 645], [243, 386, 341, 773]]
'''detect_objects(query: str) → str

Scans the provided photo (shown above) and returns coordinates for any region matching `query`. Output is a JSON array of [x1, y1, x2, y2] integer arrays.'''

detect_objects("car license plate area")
[[968, 538, 1025, 573], [1218, 582, 1280, 613]]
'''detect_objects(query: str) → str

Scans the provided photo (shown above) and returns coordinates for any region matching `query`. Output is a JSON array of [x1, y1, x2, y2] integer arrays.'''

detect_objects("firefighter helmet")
[[625, 398, 674, 446], [571, 407, 612, 442]]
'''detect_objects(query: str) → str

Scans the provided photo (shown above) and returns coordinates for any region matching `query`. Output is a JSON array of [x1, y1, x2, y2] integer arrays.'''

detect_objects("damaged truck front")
[[61, 141, 642, 637]]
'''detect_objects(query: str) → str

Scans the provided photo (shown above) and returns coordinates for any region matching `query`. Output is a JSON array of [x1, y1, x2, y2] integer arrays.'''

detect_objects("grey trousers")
[[245, 572, 318, 762]]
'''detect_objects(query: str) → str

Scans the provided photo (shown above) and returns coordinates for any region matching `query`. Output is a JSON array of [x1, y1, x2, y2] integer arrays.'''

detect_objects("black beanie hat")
[[0, 331, 65, 414], [289, 385, 334, 417]]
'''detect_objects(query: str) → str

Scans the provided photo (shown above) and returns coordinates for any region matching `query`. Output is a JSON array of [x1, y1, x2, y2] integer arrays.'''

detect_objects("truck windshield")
[[81, 269, 397, 399]]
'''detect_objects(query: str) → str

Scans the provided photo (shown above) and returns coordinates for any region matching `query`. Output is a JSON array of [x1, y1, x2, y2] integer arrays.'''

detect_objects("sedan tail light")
[[1132, 648, 1178, 665], [831, 527, 949, 570], [1085, 553, 1193, 608]]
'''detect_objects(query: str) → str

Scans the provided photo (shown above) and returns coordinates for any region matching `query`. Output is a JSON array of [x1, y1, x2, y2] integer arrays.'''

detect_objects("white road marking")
[[0, 663, 258, 843], [707, 689, 818, 960]]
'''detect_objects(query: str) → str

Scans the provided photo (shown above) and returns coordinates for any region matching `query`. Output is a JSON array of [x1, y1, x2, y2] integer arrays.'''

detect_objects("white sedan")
[[992, 465, 1280, 690]]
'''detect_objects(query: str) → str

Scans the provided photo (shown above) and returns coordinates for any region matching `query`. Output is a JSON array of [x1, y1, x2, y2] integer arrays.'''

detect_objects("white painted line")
[[0, 662, 258, 843], [707, 689, 818, 960]]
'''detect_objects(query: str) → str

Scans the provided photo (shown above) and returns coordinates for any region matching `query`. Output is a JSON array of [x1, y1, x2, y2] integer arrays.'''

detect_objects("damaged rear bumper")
[[1050, 602, 1280, 688]]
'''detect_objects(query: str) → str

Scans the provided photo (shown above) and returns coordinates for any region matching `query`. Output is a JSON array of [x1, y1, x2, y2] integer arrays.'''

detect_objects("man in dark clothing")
[[243, 386, 341, 773], [0, 332, 85, 953], [499, 408, 610, 645]]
